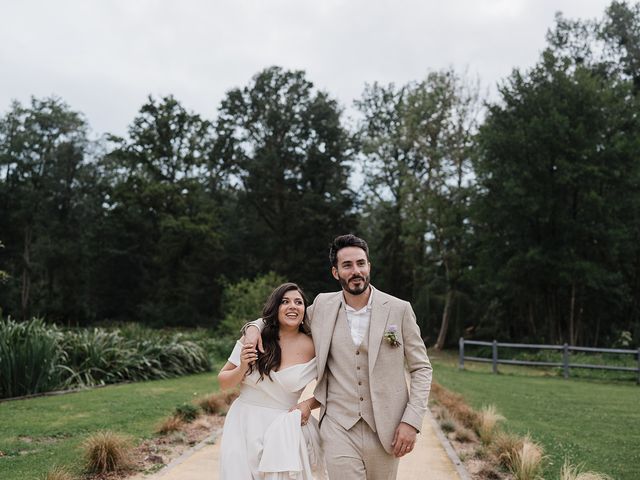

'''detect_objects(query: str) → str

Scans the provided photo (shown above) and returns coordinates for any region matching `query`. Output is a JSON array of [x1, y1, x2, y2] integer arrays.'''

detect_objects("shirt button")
[[358, 412, 362, 416], [357, 366, 361, 370], [360, 397, 364, 401], [356, 350, 360, 355], [358, 381, 362, 385]]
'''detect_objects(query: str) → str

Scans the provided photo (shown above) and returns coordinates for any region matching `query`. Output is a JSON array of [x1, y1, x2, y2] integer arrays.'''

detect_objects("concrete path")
[[141, 384, 468, 480]]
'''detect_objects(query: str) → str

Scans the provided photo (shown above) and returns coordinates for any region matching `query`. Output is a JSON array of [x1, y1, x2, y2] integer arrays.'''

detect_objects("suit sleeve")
[[400, 302, 432, 432], [240, 317, 266, 336]]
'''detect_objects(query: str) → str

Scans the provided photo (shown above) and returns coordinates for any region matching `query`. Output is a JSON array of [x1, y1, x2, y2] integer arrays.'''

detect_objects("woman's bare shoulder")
[[297, 332, 315, 359]]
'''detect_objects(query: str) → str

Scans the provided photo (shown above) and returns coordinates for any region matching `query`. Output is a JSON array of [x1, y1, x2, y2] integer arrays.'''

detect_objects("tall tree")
[[98, 95, 225, 326], [214, 66, 356, 295], [0, 97, 94, 321], [475, 49, 640, 345], [356, 70, 481, 347]]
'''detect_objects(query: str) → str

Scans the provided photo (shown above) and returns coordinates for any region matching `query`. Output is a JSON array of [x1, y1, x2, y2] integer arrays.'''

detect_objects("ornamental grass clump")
[[156, 415, 184, 435], [506, 435, 545, 480], [476, 404, 505, 444], [198, 392, 229, 415], [492, 430, 524, 469], [44, 465, 76, 480], [430, 382, 479, 430], [83, 431, 133, 474], [559, 460, 613, 480]]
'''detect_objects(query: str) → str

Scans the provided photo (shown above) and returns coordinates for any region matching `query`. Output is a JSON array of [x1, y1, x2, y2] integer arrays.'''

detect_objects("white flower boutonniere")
[[383, 324, 401, 347]]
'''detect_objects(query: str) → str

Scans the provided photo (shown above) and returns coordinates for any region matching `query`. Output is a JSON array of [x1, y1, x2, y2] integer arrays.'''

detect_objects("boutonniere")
[[383, 324, 401, 347]]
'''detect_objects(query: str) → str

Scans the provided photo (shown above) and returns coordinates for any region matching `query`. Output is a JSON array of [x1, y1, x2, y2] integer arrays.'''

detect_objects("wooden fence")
[[458, 338, 640, 384]]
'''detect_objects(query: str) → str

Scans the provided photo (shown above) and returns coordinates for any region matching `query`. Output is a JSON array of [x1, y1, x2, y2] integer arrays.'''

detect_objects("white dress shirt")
[[343, 286, 374, 347]]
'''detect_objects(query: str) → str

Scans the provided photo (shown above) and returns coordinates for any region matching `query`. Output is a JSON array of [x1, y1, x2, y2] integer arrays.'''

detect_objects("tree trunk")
[[569, 283, 576, 345], [21, 225, 32, 320], [435, 287, 454, 350]]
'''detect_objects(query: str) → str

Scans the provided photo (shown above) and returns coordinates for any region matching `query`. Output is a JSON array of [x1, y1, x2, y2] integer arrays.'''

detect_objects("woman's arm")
[[217, 341, 257, 390]]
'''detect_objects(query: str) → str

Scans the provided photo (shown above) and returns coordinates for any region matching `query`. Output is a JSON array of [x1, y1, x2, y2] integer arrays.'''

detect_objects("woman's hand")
[[239, 342, 258, 371], [289, 399, 312, 425]]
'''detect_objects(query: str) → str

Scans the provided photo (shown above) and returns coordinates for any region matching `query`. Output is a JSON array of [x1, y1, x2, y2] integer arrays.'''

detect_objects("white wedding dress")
[[219, 341, 325, 480]]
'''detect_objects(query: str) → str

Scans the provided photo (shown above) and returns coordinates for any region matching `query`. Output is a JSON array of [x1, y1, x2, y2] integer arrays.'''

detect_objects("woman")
[[218, 282, 325, 480]]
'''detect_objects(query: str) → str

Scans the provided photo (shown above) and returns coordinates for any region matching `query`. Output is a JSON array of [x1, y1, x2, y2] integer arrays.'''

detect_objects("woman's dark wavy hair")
[[251, 282, 310, 381]]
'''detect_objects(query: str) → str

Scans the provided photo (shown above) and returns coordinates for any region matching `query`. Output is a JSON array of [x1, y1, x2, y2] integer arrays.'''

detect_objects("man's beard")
[[339, 274, 370, 295]]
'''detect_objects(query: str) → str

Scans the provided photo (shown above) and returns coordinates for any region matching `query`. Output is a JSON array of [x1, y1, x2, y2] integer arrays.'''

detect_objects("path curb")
[[426, 412, 471, 480]]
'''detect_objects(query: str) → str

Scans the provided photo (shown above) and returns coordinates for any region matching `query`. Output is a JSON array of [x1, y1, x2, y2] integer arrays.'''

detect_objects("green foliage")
[[0, 318, 211, 399], [0, 316, 67, 398], [218, 272, 286, 336], [173, 403, 200, 422]]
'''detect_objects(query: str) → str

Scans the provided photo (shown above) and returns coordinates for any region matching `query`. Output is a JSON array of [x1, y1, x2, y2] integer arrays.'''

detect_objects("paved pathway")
[[140, 384, 469, 480]]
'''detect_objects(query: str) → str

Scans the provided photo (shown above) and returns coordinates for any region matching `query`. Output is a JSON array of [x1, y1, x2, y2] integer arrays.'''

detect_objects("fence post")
[[563, 343, 569, 379], [459, 337, 465, 370], [637, 348, 640, 385], [492, 340, 498, 374]]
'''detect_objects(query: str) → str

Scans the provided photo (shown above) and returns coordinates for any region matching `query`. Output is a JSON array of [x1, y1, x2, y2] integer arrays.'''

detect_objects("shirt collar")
[[343, 285, 375, 313]]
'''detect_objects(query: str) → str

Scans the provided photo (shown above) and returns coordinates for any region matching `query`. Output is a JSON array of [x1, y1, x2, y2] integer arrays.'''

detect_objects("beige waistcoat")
[[325, 313, 376, 432]]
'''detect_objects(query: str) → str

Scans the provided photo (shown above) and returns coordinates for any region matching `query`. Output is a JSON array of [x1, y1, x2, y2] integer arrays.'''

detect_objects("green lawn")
[[0, 372, 219, 480], [431, 355, 640, 479]]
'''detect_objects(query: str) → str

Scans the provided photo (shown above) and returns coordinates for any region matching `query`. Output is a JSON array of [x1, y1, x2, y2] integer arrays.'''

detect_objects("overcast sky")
[[0, 1, 614, 137]]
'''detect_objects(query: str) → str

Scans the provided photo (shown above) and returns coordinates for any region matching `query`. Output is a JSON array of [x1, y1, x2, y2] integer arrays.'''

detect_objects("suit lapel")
[[315, 293, 342, 377], [368, 290, 390, 375]]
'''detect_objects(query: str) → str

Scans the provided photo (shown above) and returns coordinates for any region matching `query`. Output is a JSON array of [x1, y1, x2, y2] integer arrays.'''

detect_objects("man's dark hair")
[[329, 234, 370, 267]]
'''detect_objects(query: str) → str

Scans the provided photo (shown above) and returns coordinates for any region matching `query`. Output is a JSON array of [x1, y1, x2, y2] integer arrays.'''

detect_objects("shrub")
[[218, 272, 286, 335], [61, 326, 211, 388], [83, 431, 133, 473], [0, 316, 66, 398], [174, 403, 200, 422], [476, 404, 505, 444]]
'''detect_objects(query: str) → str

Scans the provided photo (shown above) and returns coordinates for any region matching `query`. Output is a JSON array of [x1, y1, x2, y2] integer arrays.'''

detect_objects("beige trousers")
[[320, 415, 399, 480]]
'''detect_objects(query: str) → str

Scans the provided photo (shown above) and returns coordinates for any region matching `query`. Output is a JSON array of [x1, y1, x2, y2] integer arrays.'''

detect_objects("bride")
[[217, 282, 325, 479]]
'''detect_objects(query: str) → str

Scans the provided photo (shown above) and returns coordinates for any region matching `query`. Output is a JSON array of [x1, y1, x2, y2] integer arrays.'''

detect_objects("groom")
[[244, 234, 432, 480]]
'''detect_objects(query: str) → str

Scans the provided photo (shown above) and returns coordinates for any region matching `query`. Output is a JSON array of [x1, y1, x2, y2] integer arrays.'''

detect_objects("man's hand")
[[391, 422, 417, 458], [243, 325, 264, 353]]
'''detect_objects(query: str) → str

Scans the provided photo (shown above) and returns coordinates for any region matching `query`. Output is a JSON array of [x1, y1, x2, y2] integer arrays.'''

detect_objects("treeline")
[[1, 2, 640, 348]]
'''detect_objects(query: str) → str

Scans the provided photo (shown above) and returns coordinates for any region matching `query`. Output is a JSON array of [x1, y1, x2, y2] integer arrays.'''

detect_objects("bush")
[[0, 316, 67, 398], [0, 318, 212, 398], [217, 272, 286, 336], [61, 326, 211, 388]]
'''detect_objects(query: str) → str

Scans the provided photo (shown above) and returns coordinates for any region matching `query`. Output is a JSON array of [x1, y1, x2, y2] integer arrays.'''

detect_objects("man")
[[244, 234, 432, 480]]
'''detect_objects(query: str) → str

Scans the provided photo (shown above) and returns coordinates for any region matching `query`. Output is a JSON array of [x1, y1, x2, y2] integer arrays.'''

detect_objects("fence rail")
[[458, 338, 640, 384]]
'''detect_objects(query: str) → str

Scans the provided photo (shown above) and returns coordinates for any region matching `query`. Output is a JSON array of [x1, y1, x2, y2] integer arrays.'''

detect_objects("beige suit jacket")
[[308, 288, 432, 453], [245, 287, 432, 454]]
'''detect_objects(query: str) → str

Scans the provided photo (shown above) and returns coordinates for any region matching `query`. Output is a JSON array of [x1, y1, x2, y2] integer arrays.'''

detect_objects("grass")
[[0, 371, 218, 480], [431, 352, 640, 479]]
